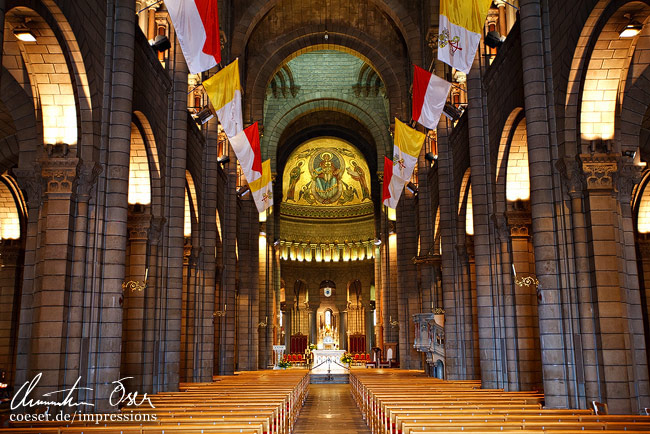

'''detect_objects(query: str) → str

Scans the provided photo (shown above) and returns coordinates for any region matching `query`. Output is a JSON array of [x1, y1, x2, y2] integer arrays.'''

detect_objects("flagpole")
[[137, 0, 163, 14]]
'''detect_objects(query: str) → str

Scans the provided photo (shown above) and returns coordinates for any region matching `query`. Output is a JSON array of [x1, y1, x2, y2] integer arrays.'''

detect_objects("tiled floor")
[[292, 384, 371, 433]]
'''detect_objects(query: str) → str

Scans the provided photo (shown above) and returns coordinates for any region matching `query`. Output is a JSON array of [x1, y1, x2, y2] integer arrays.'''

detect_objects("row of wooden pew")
[[0, 369, 309, 434], [350, 370, 650, 434]]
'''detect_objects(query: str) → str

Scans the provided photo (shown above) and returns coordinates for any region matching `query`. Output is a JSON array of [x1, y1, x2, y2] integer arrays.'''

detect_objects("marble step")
[[310, 373, 350, 384]]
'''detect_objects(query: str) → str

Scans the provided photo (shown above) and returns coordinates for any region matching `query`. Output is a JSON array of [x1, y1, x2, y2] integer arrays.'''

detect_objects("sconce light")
[[620, 14, 643, 38], [150, 34, 171, 52], [13, 26, 36, 42], [193, 106, 214, 125], [217, 155, 230, 166], [442, 103, 462, 121]]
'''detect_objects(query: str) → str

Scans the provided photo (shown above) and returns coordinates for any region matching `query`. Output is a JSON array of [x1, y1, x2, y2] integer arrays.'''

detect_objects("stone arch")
[[495, 108, 526, 214], [620, 61, 650, 156], [246, 33, 407, 124], [133, 112, 162, 218], [185, 170, 199, 238], [230, 0, 422, 68], [564, 0, 650, 155], [0, 68, 39, 167], [4, 2, 92, 156], [264, 91, 391, 169], [458, 169, 473, 236], [128, 122, 151, 206]]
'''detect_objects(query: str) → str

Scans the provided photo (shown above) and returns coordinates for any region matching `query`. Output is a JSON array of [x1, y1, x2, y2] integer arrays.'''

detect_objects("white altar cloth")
[[311, 349, 347, 374]]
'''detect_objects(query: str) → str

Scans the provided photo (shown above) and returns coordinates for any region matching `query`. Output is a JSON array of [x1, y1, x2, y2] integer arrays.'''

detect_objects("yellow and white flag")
[[249, 159, 273, 213], [383, 119, 426, 208], [438, 0, 492, 74], [202, 59, 243, 139], [392, 118, 426, 182]]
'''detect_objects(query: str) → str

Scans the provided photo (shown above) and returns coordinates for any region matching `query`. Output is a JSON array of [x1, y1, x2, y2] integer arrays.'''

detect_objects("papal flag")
[[412, 65, 452, 130], [438, 0, 492, 74], [382, 156, 400, 209], [250, 159, 273, 213], [229, 122, 263, 183], [202, 59, 243, 139], [392, 118, 427, 182], [164, 0, 221, 74]]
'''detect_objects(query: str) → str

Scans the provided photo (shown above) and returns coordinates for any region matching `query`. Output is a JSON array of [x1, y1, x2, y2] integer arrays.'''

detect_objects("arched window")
[[325, 310, 332, 327]]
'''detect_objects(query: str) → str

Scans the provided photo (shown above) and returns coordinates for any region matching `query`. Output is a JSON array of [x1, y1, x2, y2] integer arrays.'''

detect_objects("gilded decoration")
[[282, 138, 372, 208]]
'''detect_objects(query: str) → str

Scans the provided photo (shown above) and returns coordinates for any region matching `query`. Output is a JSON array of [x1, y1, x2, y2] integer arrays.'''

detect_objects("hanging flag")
[[164, 0, 221, 74], [250, 159, 273, 213], [438, 0, 492, 74], [229, 122, 263, 183], [202, 59, 243, 139], [412, 65, 452, 130], [392, 118, 426, 182], [382, 156, 401, 209]]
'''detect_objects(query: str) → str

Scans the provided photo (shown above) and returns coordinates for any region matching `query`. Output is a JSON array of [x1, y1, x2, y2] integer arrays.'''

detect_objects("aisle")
[[293, 384, 371, 434]]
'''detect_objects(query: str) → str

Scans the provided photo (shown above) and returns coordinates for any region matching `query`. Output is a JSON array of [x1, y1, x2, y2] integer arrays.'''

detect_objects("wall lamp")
[[442, 103, 462, 121], [373, 238, 382, 246], [13, 26, 36, 42], [237, 185, 250, 197], [150, 35, 171, 52], [485, 30, 505, 49], [620, 14, 643, 38], [406, 182, 418, 194], [622, 150, 637, 159], [193, 106, 214, 125], [425, 152, 437, 162], [217, 155, 230, 166]]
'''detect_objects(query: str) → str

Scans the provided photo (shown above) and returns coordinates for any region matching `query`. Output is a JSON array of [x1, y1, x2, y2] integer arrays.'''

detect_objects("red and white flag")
[[229, 122, 263, 183], [412, 65, 451, 130], [382, 156, 402, 209], [164, 0, 221, 74]]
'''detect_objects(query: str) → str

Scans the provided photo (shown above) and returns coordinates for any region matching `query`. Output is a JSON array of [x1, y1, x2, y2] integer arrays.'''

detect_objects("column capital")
[[556, 156, 585, 199], [39, 154, 80, 196], [579, 153, 617, 191], [77, 161, 103, 199], [127, 206, 152, 240], [13, 166, 42, 208]]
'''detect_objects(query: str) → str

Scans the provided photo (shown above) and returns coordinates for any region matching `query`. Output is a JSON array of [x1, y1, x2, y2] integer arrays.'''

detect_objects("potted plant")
[[278, 359, 292, 369], [340, 352, 352, 366]]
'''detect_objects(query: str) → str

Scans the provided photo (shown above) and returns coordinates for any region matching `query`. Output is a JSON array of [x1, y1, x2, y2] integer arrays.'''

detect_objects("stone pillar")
[[338, 309, 348, 351], [495, 0, 508, 36], [122, 208, 151, 390], [0, 240, 21, 388], [579, 154, 649, 413], [519, 0, 573, 408], [31, 152, 79, 399], [364, 303, 374, 353], [283, 310, 291, 351], [308, 308, 317, 347]]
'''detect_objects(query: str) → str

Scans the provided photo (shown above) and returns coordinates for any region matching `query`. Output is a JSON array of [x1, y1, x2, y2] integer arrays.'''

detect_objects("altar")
[[311, 349, 347, 374]]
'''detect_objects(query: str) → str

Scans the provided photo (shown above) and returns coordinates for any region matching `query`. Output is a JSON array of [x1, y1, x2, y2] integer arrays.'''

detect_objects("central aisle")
[[293, 384, 371, 434]]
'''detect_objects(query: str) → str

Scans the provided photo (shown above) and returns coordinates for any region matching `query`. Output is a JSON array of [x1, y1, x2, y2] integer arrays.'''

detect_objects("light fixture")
[[485, 30, 505, 49], [373, 238, 382, 246], [217, 155, 230, 166], [150, 34, 171, 52], [620, 14, 643, 38], [193, 106, 214, 125], [324, 30, 329, 41], [443, 103, 462, 121], [13, 27, 36, 42], [273, 239, 281, 247], [406, 182, 418, 194], [623, 150, 637, 158], [236, 185, 249, 197], [425, 152, 437, 162]]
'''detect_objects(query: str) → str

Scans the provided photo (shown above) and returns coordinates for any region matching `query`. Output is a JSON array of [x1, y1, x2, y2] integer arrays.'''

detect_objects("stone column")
[[364, 302, 374, 353], [339, 309, 348, 351], [122, 208, 151, 390], [0, 240, 21, 388], [519, 0, 572, 408], [308, 307, 317, 347], [495, 0, 508, 36], [31, 152, 79, 399]]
